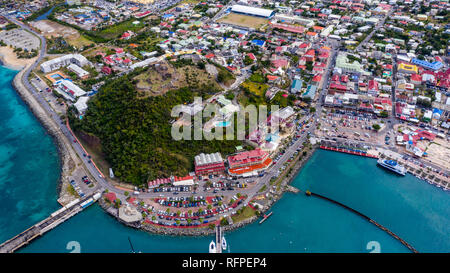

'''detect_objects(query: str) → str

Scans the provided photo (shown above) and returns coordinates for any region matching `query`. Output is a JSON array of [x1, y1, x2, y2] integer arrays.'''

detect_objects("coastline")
[[0, 46, 37, 71], [96, 145, 318, 237], [4, 57, 303, 237], [9, 63, 77, 206]]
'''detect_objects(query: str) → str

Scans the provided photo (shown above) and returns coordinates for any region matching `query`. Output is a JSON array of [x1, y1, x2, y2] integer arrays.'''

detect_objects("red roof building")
[[304, 49, 316, 62], [312, 74, 322, 83], [329, 83, 348, 94], [228, 149, 270, 167], [101, 66, 112, 75], [205, 53, 215, 59], [227, 149, 272, 176]]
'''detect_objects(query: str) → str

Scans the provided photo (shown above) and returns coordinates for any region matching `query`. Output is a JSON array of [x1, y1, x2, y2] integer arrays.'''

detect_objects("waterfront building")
[[147, 175, 195, 188], [227, 148, 272, 176], [194, 153, 225, 175]]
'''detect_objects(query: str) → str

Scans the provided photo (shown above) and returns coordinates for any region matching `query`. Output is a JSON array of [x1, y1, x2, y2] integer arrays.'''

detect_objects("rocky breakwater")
[[12, 64, 80, 205]]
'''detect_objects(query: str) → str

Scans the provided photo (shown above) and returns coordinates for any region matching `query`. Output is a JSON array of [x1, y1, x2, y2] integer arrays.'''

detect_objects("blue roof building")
[[290, 79, 302, 94], [251, 39, 266, 47], [302, 85, 317, 99], [411, 58, 443, 71]]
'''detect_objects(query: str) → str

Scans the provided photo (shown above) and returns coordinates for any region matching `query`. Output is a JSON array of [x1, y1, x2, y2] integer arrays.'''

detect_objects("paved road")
[[5, 15, 301, 225], [355, 9, 394, 52]]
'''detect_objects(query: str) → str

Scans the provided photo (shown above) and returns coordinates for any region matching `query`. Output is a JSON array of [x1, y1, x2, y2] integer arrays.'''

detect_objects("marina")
[[12, 150, 450, 253]]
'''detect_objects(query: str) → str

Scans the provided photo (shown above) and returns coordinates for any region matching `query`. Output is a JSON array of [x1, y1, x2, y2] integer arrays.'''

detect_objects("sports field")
[[218, 13, 268, 29]]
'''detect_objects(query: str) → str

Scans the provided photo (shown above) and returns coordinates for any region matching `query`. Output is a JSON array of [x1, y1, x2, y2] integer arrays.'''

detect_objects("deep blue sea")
[[0, 66, 448, 253]]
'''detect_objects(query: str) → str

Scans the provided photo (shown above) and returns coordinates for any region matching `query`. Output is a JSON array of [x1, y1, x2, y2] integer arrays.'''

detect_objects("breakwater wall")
[[309, 191, 419, 253], [11, 65, 75, 203]]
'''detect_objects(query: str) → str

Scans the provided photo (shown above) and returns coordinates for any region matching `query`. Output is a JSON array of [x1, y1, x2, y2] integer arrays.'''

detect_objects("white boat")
[[377, 159, 406, 176], [209, 241, 216, 253], [221, 236, 227, 251]]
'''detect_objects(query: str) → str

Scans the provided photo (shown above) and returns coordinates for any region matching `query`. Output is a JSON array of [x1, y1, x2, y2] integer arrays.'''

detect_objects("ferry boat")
[[209, 241, 216, 253], [377, 159, 406, 176]]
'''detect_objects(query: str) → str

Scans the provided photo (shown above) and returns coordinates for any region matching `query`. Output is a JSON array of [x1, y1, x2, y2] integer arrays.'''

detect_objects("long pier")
[[320, 146, 379, 158], [215, 225, 223, 253], [0, 192, 101, 253], [308, 192, 418, 253]]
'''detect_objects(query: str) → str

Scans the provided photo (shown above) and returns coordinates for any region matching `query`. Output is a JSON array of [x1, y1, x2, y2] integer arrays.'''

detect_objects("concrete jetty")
[[0, 192, 101, 253], [286, 185, 300, 194]]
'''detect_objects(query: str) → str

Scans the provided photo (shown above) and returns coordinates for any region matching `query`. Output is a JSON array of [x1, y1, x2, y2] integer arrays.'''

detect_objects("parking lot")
[[0, 28, 40, 51], [30, 75, 67, 115], [317, 109, 388, 145]]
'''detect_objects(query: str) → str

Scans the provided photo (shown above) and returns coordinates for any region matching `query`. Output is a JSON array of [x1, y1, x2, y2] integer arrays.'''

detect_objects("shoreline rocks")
[[96, 147, 317, 237], [11, 65, 76, 206]]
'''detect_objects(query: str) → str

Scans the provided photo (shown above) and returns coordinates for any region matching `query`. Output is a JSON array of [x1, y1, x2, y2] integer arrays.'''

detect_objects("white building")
[[40, 54, 90, 73], [130, 57, 159, 70], [74, 96, 89, 114], [274, 14, 315, 27], [67, 63, 89, 79], [55, 79, 86, 101], [320, 25, 334, 37], [231, 4, 275, 18]]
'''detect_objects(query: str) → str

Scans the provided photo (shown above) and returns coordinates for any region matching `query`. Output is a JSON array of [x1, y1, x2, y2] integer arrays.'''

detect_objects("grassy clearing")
[[95, 19, 145, 40], [67, 184, 79, 197], [231, 206, 256, 223], [241, 80, 269, 96], [218, 13, 268, 29], [134, 63, 221, 97], [67, 34, 93, 48]]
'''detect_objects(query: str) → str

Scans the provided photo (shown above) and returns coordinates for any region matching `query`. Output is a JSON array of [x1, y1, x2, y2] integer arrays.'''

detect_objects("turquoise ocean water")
[[0, 66, 448, 253], [0, 67, 60, 243]]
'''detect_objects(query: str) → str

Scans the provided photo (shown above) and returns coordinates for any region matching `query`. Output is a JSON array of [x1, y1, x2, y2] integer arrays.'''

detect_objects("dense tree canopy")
[[69, 73, 241, 185]]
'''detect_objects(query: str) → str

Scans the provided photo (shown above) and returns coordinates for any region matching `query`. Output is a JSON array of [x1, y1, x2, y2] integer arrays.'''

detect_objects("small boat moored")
[[221, 236, 227, 251], [209, 241, 216, 253]]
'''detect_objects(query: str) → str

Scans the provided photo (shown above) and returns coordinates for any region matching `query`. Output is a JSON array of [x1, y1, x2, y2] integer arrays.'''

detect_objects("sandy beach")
[[0, 46, 37, 70]]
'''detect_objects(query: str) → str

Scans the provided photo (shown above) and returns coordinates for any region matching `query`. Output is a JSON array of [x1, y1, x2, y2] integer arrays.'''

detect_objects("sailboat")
[[209, 240, 217, 253], [221, 236, 227, 251]]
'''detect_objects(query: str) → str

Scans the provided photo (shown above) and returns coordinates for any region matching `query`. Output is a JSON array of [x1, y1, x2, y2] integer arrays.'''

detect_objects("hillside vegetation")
[[69, 69, 241, 185]]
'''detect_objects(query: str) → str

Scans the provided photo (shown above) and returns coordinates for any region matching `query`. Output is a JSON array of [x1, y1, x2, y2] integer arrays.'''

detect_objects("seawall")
[[11, 64, 77, 205], [96, 144, 317, 237]]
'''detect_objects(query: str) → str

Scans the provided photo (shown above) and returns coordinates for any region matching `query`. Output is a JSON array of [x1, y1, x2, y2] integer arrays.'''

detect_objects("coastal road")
[[5, 15, 291, 226], [5, 15, 118, 196]]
